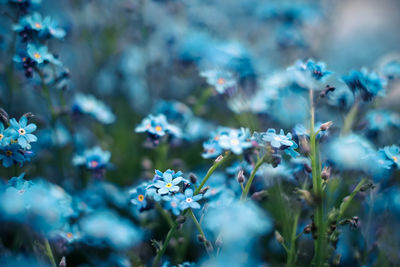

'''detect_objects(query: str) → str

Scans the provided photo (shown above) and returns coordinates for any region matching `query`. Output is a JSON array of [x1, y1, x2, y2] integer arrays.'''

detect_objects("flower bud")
[[199, 186, 210, 195], [251, 190, 267, 201], [237, 170, 245, 183], [275, 230, 284, 244], [320, 121, 333, 131], [215, 235, 223, 248], [59, 256, 66, 267], [321, 166, 331, 180], [215, 155, 224, 163], [189, 173, 197, 184], [197, 234, 206, 243], [176, 215, 186, 224]]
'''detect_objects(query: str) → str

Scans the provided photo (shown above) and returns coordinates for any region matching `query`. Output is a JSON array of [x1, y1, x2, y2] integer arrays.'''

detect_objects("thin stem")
[[152, 153, 230, 267], [188, 209, 213, 256], [338, 178, 367, 221], [44, 238, 57, 267], [241, 155, 265, 201], [309, 88, 325, 267], [341, 100, 359, 136]]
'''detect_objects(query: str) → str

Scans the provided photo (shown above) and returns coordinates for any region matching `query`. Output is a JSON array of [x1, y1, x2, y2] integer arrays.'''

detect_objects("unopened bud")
[[333, 254, 341, 266], [22, 112, 35, 119], [321, 166, 331, 180], [197, 234, 206, 243], [360, 182, 375, 192], [176, 215, 186, 224], [320, 85, 336, 98], [215, 155, 224, 163], [275, 230, 284, 244], [205, 240, 214, 253], [237, 170, 245, 183], [272, 154, 281, 168], [59, 256, 66, 267], [303, 225, 312, 234], [320, 121, 333, 131], [0, 108, 9, 124], [295, 188, 313, 205], [304, 163, 312, 173], [251, 190, 267, 201], [199, 186, 210, 195], [215, 235, 223, 248], [189, 173, 197, 184]]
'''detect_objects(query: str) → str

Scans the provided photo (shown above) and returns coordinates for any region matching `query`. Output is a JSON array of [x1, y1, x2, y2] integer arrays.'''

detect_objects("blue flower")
[[135, 114, 182, 139], [0, 122, 12, 146], [72, 146, 111, 170], [6, 173, 33, 195], [129, 185, 148, 210], [201, 140, 223, 159], [72, 94, 116, 124], [200, 69, 237, 95], [44, 19, 66, 39], [261, 129, 299, 157], [177, 188, 202, 210], [288, 59, 332, 82], [381, 145, 400, 168], [218, 128, 252, 155], [152, 169, 184, 195], [341, 68, 386, 101], [0, 144, 25, 168], [80, 210, 142, 249], [8, 116, 37, 149], [382, 59, 400, 79], [27, 43, 61, 65], [365, 110, 395, 131], [162, 194, 182, 215]]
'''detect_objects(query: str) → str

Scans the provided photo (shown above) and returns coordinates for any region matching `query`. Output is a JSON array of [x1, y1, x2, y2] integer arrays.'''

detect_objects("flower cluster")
[[0, 116, 37, 168], [135, 114, 182, 142], [202, 127, 253, 158], [72, 93, 116, 124]]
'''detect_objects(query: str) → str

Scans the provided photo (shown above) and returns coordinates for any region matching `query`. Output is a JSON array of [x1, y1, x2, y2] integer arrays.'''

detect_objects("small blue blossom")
[[200, 69, 237, 95], [261, 129, 299, 157], [72, 146, 111, 170], [152, 169, 184, 195], [382, 59, 400, 79], [135, 114, 182, 139], [365, 110, 400, 131], [341, 68, 386, 101], [27, 43, 61, 65], [177, 188, 202, 210], [381, 145, 400, 168], [218, 128, 252, 155], [0, 144, 25, 168], [288, 59, 332, 83], [129, 185, 148, 211], [0, 122, 12, 146], [162, 194, 182, 216], [201, 140, 223, 159], [8, 116, 37, 149]]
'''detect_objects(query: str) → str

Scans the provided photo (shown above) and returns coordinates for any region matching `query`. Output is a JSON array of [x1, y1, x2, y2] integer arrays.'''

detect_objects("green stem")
[[44, 238, 57, 267], [155, 143, 168, 172], [338, 178, 367, 221], [188, 209, 213, 256], [152, 153, 230, 267], [341, 100, 359, 136], [309, 89, 325, 267], [241, 155, 265, 201], [194, 87, 214, 115]]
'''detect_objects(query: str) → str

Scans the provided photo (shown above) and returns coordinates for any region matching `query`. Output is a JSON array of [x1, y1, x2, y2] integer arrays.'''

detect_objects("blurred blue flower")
[[72, 93, 116, 124], [260, 128, 299, 157], [0, 144, 25, 168], [342, 68, 386, 101], [27, 43, 61, 65], [80, 210, 142, 249], [218, 128, 252, 155], [381, 145, 400, 168], [162, 194, 182, 215], [129, 185, 148, 210], [72, 146, 111, 170], [200, 69, 237, 95], [135, 114, 181, 139], [382, 59, 400, 79]]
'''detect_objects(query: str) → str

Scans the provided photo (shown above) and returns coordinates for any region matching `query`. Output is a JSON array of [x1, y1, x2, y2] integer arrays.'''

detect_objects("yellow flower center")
[[35, 23, 42, 29], [274, 136, 281, 141], [155, 125, 162, 132], [11, 139, 17, 144], [66, 232, 73, 239], [33, 53, 41, 59], [217, 78, 225, 85], [138, 194, 144, 202], [18, 128, 26, 135], [231, 138, 240, 146], [6, 150, 12, 157], [208, 148, 215, 153], [89, 160, 99, 168], [166, 183, 172, 188], [0, 134, 3, 140], [393, 156, 398, 162]]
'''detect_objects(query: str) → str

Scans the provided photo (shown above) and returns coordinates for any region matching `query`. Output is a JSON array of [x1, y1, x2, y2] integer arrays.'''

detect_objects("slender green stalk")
[[188, 209, 213, 256], [155, 143, 168, 171], [241, 155, 265, 201], [338, 178, 367, 221], [309, 89, 325, 267], [44, 238, 57, 267], [341, 100, 359, 136], [152, 153, 230, 267], [194, 87, 214, 115], [286, 180, 308, 266]]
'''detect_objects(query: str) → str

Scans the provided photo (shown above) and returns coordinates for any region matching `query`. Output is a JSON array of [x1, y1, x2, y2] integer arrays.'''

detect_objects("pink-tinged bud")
[[237, 170, 245, 183], [215, 155, 224, 163], [320, 121, 333, 131]]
